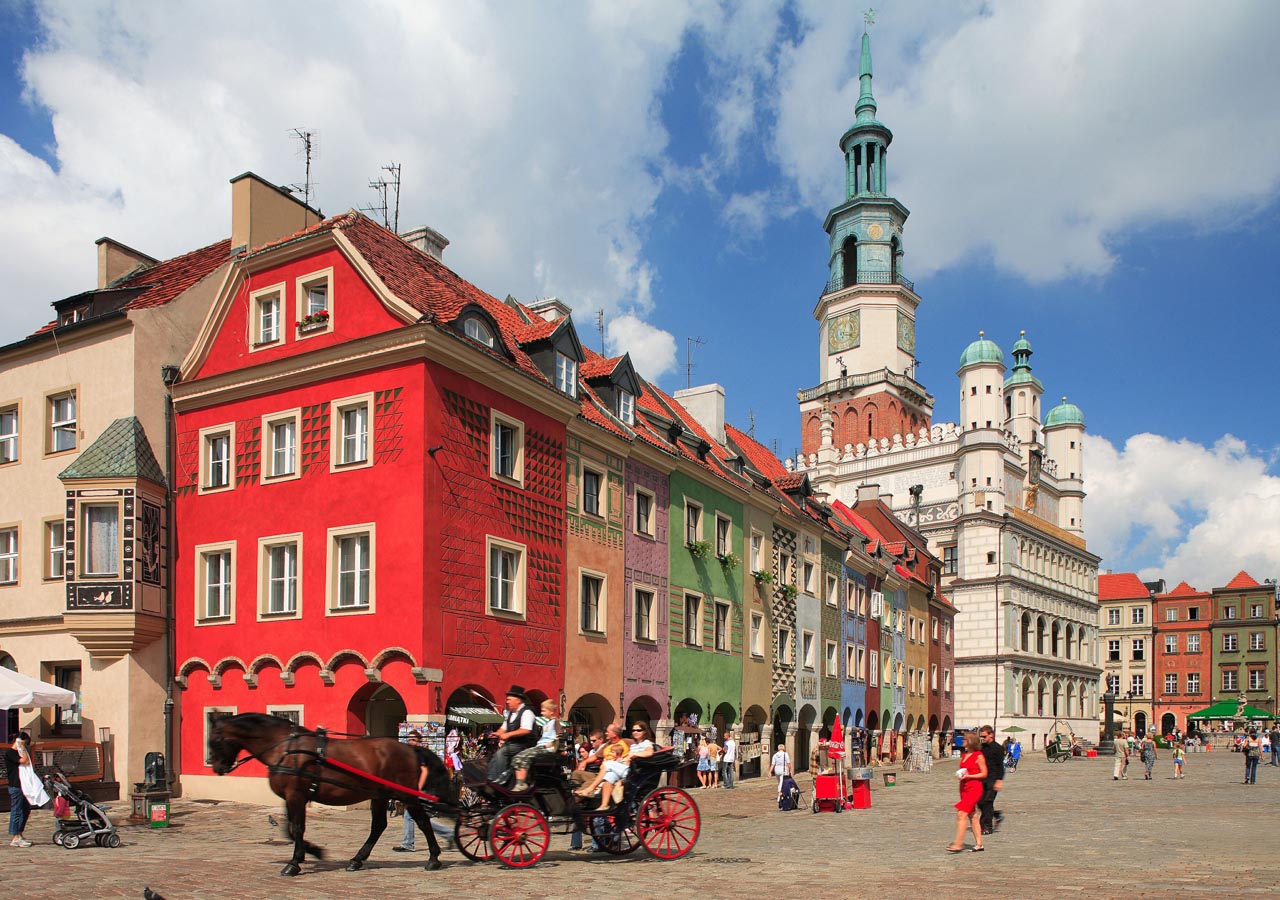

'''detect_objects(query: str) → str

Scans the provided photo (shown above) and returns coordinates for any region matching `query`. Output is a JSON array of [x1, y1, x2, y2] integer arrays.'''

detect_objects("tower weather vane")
[[864, 8, 875, 30]]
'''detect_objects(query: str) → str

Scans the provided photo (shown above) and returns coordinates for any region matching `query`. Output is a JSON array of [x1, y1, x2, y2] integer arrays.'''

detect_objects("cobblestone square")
[[6, 752, 1278, 899]]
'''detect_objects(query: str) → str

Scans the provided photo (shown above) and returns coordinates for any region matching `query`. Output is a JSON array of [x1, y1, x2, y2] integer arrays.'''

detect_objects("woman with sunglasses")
[[575, 722, 656, 811]]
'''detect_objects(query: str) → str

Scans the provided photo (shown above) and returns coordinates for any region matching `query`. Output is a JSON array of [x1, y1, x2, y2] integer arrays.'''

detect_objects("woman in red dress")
[[946, 730, 989, 853]]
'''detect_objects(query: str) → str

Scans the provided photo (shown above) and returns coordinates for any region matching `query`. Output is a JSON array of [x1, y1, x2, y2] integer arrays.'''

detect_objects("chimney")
[[674, 383, 725, 445], [230, 172, 321, 253], [400, 225, 450, 261], [526, 297, 573, 322], [95, 238, 157, 289], [856, 483, 881, 504]]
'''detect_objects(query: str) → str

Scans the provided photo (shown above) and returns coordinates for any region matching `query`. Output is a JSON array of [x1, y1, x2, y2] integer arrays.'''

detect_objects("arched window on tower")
[[866, 412, 874, 439], [1005, 396, 1012, 421], [1017, 391, 1026, 415], [890, 236, 900, 284], [842, 236, 858, 288]]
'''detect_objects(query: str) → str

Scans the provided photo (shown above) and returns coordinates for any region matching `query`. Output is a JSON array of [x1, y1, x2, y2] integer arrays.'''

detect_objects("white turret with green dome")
[[1045, 396, 1086, 534], [1003, 330, 1044, 453]]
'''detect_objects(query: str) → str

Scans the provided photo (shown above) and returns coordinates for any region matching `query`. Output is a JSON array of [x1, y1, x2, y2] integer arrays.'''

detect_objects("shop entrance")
[[348, 683, 406, 737]]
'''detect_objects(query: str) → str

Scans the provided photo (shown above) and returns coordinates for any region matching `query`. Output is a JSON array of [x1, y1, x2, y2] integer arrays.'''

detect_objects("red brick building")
[[1152, 581, 1212, 735], [173, 187, 579, 800]]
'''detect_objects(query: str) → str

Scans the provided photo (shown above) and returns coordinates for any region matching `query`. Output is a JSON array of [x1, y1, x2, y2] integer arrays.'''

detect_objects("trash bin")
[[851, 777, 872, 809], [882, 772, 897, 787], [149, 800, 169, 828]]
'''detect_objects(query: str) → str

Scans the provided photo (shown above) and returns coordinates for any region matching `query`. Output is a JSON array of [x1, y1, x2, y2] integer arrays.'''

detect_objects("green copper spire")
[[856, 31, 877, 122]]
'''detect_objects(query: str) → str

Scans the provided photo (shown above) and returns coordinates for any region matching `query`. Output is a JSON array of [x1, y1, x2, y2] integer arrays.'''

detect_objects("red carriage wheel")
[[454, 806, 495, 862], [490, 803, 550, 869], [637, 787, 700, 860], [595, 813, 641, 856]]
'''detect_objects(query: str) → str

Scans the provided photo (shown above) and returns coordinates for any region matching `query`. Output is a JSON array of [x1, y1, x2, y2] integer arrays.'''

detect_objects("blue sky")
[[1, 1, 1278, 587]]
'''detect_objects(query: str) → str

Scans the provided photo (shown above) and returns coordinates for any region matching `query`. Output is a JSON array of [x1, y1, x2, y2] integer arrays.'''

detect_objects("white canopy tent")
[[0, 667, 76, 710]]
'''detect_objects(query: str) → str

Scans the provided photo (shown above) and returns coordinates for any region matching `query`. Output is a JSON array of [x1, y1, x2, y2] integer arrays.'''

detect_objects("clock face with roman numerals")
[[896, 312, 915, 354], [828, 310, 860, 353]]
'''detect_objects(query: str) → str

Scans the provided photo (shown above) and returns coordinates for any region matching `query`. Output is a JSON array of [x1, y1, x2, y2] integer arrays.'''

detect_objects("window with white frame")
[[633, 587, 655, 641], [1249, 669, 1265, 690], [1107, 639, 1120, 661], [581, 467, 603, 517], [802, 561, 814, 594], [634, 488, 654, 537], [685, 501, 702, 546], [778, 626, 793, 665], [1131, 638, 1145, 661], [1165, 607, 1177, 622], [750, 532, 763, 571], [824, 640, 837, 676], [332, 395, 372, 469], [44, 519, 64, 580], [487, 537, 525, 616], [1131, 607, 1145, 624], [1249, 631, 1265, 651], [263, 411, 300, 481], [81, 503, 120, 578], [779, 552, 792, 586], [0, 527, 16, 585], [1130, 673, 1144, 696], [1106, 608, 1120, 625], [715, 515, 731, 557], [1250, 603, 1264, 619], [684, 594, 702, 646], [1188, 606, 1200, 621], [826, 574, 838, 606], [196, 542, 235, 622], [200, 425, 234, 492], [251, 284, 284, 346], [554, 352, 578, 398], [1106, 673, 1120, 694], [1187, 672, 1200, 693], [1222, 633, 1238, 652], [1221, 670, 1237, 692], [1224, 606, 1237, 620], [944, 621, 951, 646], [266, 706, 303, 727], [491, 411, 524, 484], [1187, 633, 1201, 653], [868, 650, 878, 686], [943, 668, 952, 694], [53, 664, 81, 732], [714, 601, 729, 651], [931, 663, 939, 690], [47, 389, 77, 454], [1164, 634, 1177, 654], [580, 571, 604, 634], [750, 612, 764, 657], [259, 535, 301, 617], [1164, 673, 1177, 694], [802, 630, 815, 670], [856, 646, 866, 681], [0, 405, 17, 464], [846, 645, 856, 680], [297, 269, 333, 334], [329, 526, 374, 612], [463, 317, 495, 348], [617, 390, 635, 425]]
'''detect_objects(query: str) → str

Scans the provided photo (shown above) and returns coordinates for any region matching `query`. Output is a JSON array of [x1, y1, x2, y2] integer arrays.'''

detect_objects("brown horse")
[[208, 713, 456, 876]]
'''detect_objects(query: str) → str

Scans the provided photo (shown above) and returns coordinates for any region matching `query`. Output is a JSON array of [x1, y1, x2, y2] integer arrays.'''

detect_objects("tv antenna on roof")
[[360, 162, 402, 232], [288, 128, 318, 212], [748, 409, 756, 439], [596, 310, 606, 354], [685, 336, 706, 389]]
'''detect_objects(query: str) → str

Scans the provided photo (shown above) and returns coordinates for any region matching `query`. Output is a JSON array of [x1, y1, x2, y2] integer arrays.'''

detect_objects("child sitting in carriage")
[[574, 721, 658, 811]]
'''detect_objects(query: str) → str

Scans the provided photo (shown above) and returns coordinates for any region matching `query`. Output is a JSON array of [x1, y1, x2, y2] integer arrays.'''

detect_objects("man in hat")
[[488, 685, 538, 783]]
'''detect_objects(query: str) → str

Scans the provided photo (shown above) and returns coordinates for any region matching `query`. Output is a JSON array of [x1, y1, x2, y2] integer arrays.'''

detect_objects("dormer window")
[[618, 390, 635, 425], [555, 353, 577, 398], [463, 317, 496, 348], [58, 307, 88, 327]]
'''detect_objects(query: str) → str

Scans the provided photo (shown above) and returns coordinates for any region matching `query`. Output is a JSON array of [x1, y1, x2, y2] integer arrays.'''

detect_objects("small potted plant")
[[752, 569, 774, 585], [687, 540, 711, 559], [718, 551, 740, 570], [298, 309, 331, 333], [780, 583, 798, 600]]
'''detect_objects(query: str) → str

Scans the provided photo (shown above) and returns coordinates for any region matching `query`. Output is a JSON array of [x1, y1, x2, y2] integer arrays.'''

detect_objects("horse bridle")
[[220, 728, 311, 774]]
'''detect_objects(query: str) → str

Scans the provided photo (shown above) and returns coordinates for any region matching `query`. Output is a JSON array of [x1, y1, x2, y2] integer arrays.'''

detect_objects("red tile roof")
[[581, 354, 622, 380], [30, 238, 232, 336], [1098, 572, 1148, 601], [1165, 581, 1202, 597], [1224, 570, 1261, 590], [725, 423, 790, 481]]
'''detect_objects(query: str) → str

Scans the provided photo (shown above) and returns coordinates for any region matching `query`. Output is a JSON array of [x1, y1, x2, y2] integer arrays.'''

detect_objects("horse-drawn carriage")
[[455, 748, 700, 867], [207, 713, 700, 875]]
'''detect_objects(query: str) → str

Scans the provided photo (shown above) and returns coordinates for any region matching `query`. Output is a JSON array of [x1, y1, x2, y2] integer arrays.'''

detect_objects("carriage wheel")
[[637, 787, 700, 860], [490, 803, 549, 869], [593, 811, 641, 856], [454, 806, 495, 862]]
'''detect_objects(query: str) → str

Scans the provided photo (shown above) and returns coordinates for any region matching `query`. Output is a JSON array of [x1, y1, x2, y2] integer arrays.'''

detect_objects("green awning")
[[446, 706, 503, 727], [1186, 700, 1273, 721]]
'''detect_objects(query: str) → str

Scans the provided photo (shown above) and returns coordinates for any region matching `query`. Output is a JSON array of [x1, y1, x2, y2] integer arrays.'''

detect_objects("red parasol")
[[827, 716, 845, 758]]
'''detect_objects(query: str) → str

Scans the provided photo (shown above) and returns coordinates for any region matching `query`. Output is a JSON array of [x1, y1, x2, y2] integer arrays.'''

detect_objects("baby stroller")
[[44, 770, 120, 849], [777, 774, 803, 811]]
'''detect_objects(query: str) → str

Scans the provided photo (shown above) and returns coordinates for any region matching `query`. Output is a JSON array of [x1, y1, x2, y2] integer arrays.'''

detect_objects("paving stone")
[[5, 751, 1278, 898]]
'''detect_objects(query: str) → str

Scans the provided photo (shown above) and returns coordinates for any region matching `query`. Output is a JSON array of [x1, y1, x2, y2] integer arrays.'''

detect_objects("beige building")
[[0, 174, 316, 791], [1098, 572, 1157, 735]]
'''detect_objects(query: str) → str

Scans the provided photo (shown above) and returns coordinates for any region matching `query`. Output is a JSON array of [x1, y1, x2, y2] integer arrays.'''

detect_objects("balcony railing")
[[821, 271, 915, 297], [797, 367, 929, 404]]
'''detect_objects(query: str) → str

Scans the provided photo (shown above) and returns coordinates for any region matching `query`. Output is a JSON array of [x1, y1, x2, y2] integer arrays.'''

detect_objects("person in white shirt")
[[770, 744, 792, 793], [721, 735, 738, 789]]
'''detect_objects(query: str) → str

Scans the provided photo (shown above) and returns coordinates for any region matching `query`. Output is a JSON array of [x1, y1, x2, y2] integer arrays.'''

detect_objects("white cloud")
[[0, 0, 700, 344], [607, 313, 677, 381], [1086, 433, 1280, 589], [770, 0, 1280, 282]]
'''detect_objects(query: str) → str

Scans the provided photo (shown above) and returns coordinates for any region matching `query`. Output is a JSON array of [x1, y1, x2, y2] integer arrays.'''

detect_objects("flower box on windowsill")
[[298, 320, 328, 335]]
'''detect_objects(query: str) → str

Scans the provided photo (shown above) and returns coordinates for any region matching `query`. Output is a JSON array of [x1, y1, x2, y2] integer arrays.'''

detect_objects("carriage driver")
[[487, 685, 538, 784]]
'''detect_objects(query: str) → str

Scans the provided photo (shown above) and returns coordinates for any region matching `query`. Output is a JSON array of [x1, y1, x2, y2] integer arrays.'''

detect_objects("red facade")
[[1152, 582, 1211, 734], [173, 217, 569, 790]]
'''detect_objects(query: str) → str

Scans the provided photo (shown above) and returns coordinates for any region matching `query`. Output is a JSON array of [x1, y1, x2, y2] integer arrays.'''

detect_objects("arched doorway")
[[567, 692, 616, 740], [1134, 711, 1147, 736], [1161, 713, 1176, 735], [348, 683, 406, 738], [445, 685, 502, 737], [626, 696, 662, 730], [741, 705, 768, 778], [770, 704, 792, 756], [867, 709, 879, 732], [712, 702, 737, 741], [893, 712, 904, 732], [674, 698, 704, 756]]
